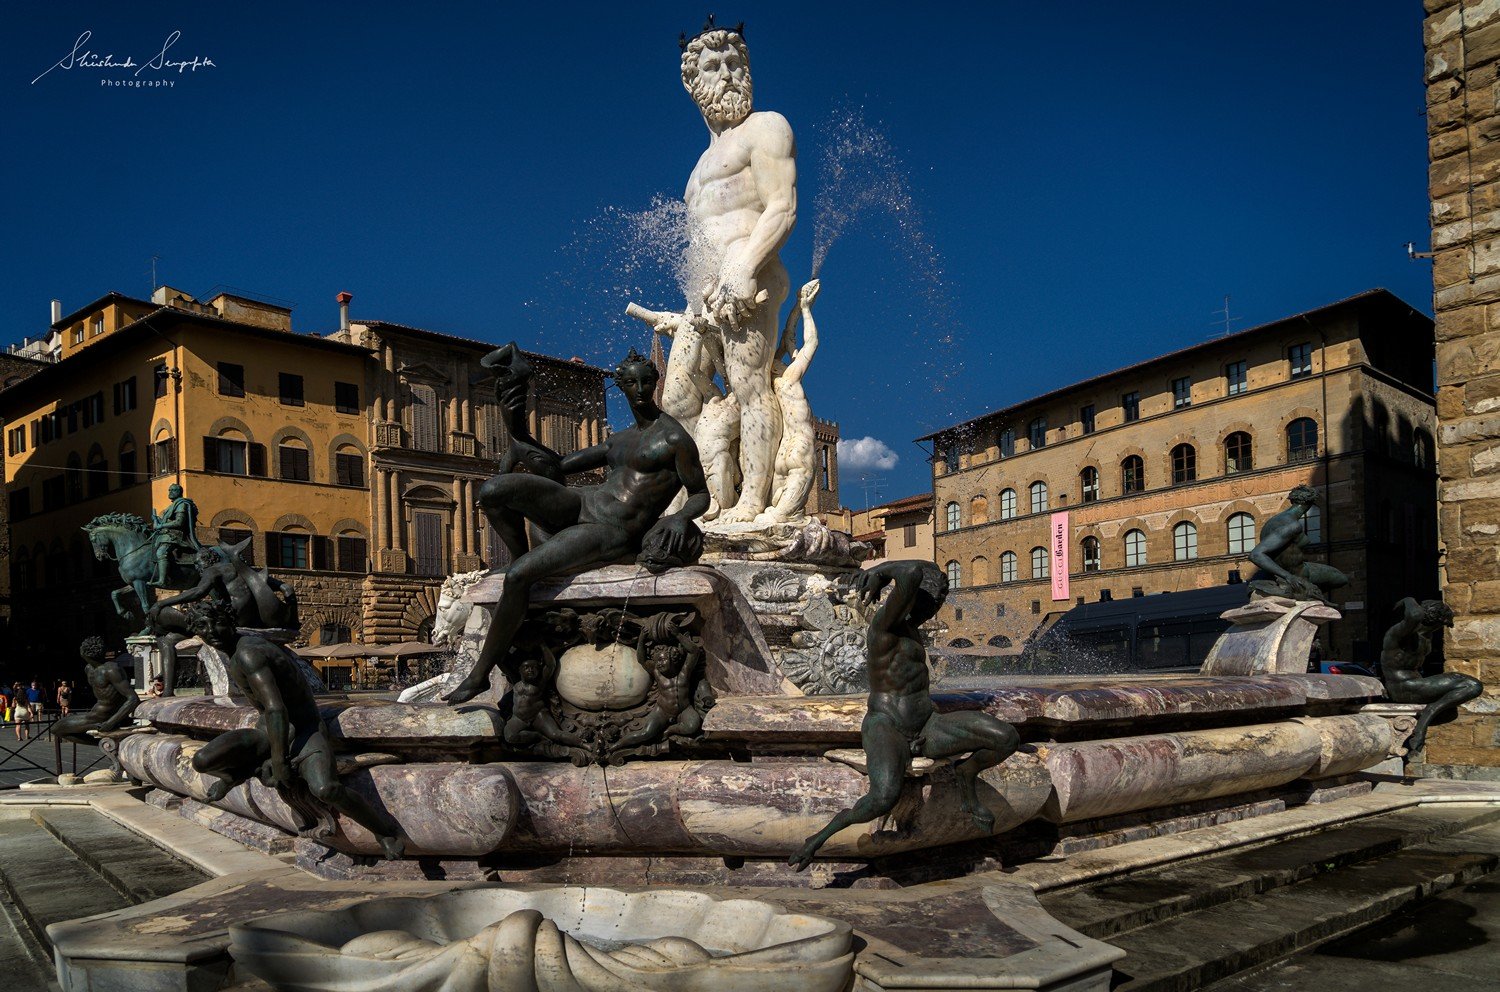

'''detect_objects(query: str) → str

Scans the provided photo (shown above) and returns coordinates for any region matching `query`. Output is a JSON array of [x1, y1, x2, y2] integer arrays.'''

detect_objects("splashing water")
[[807, 103, 969, 428]]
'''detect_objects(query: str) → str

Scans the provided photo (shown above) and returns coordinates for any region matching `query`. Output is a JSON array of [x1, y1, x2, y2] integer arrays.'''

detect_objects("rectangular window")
[[91, 315, 104, 337], [903, 522, 916, 547], [85, 392, 104, 426], [219, 528, 254, 566], [278, 372, 305, 406], [414, 510, 445, 577], [150, 437, 176, 477], [217, 362, 246, 398], [269, 532, 310, 570], [71, 325, 84, 346], [154, 362, 169, 399], [279, 445, 310, 481], [1289, 342, 1313, 379], [1122, 391, 1140, 422], [335, 381, 360, 414], [335, 452, 365, 487], [1171, 376, 1192, 409], [1080, 404, 1095, 435], [42, 475, 64, 511], [113, 377, 137, 414], [998, 427, 1015, 458], [1225, 360, 1247, 396], [6, 426, 23, 455], [337, 536, 368, 573], [9, 489, 30, 520], [204, 436, 248, 475]]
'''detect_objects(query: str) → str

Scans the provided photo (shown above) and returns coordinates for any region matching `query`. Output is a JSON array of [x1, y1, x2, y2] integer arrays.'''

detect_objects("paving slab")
[[0, 811, 130, 951]]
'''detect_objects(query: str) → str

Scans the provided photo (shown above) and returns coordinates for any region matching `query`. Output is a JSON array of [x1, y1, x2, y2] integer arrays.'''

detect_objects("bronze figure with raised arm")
[[789, 559, 1021, 871], [444, 348, 711, 706]]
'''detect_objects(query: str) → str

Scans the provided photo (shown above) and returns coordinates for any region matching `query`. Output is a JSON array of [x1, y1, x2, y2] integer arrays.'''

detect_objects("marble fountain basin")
[[229, 886, 854, 992]]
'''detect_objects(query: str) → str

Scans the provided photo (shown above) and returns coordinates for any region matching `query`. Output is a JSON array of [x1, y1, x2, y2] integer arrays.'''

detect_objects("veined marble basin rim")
[[137, 673, 1383, 748]]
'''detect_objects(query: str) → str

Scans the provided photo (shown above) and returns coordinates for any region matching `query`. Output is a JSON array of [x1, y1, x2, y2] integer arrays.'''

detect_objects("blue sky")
[[2, 2, 1432, 503]]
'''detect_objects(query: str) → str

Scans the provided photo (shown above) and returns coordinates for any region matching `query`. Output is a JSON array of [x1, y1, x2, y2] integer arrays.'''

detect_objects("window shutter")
[[312, 535, 331, 570], [265, 532, 282, 568], [249, 443, 267, 477], [147, 441, 156, 476], [165, 438, 177, 473], [203, 437, 218, 471]]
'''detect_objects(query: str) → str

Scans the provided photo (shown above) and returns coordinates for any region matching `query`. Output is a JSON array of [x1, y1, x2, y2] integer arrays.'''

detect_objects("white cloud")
[[838, 436, 899, 472]]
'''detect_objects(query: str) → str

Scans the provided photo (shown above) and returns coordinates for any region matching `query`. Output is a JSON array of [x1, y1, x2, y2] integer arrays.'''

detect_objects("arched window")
[[970, 495, 989, 525], [1028, 416, 1047, 450], [1030, 546, 1050, 580], [999, 488, 1017, 520], [971, 556, 990, 585], [1081, 536, 1101, 572], [1171, 443, 1196, 485], [85, 447, 108, 498], [1227, 512, 1256, 554], [1124, 528, 1147, 567], [1225, 432, 1253, 474], [1000, 551, 1017, 582], [410, 382, 441, 452], [949, 637, 974, 648], [334, 444, 366, 487], [1173, 521, 1198, 561], [1029, 481, 1048, 514], [1414, 429, 1434, 469], [270, 526, 312, 570], [1303, 504, 1323, 544], [118, 435, 138, 489], [1080, 466, 1099, 503], [206, 428, 253, 476], [945, 501, 961, 531], [946, 559, 961, 588], [277, 437, 310, 482], [1121, 455, 1144, 494], [1287, 418, 1318, 463], [335, 529, 369, 573]]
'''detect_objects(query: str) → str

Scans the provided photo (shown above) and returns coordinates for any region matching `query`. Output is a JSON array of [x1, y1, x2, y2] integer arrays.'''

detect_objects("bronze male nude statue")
[[1380, 598, 1480, 754], [789, 560, 1021, 871], [444, 348, 710, 705]]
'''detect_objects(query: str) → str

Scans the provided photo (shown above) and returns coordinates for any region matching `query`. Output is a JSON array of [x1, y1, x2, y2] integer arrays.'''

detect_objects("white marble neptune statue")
[[629, 18, 817, 532]]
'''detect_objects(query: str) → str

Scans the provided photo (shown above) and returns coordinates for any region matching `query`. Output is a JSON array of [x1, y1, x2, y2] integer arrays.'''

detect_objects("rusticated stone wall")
[[1425, 0, 1500, 772]]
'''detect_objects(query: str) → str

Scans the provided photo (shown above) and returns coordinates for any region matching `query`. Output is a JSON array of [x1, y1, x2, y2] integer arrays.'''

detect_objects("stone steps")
[[0, 813, 131, 955], [1041, 804, 1500, 939], [0, 805, 210, 972], [0, 874, 55, 991], [29, 807, 209, 905], [1042, 807, 1500, 992]]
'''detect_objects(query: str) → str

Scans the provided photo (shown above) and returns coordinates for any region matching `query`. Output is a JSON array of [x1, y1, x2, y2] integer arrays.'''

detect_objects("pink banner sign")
[[1050, 511, 1070, 601]]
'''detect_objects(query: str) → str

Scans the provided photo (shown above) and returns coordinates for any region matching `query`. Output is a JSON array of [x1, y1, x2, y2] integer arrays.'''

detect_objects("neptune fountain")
[[33, 18, 1464, 992]]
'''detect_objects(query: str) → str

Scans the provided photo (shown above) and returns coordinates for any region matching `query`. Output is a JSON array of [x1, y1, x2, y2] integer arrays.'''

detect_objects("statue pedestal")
[[1200, 596, 1341, 676], [125, 635, 160, 692]]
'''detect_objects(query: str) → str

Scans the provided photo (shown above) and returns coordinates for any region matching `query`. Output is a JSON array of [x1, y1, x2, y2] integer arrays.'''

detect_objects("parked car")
[[1315, 661, 1376, 677]]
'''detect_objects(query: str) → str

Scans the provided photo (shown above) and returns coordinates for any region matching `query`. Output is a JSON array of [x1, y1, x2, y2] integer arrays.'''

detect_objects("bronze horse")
[[83, 512, 207, 631]]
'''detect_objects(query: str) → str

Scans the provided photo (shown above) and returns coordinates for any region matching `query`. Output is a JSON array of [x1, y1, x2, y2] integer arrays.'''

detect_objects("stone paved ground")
[[0, 717, 105, 789]]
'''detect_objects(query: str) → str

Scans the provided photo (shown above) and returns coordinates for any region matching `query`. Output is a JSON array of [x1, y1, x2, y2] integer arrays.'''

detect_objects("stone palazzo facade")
[[1423, 0, 1500, 773], [924, 291, 1438, 664], [0, 288, 605, 664]]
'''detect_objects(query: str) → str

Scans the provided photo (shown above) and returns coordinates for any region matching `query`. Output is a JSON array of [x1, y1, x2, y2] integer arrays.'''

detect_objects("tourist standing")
[[26, 680, 45, 727], [57, 681, 72, 716], [12, 682, 29, 740], [0, 683, 11, 724]]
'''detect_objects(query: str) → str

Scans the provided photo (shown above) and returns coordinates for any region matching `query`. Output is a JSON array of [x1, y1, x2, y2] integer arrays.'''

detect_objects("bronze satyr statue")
[[1380, 598, 1480, 754], [1246, 484, 1349, 604], [444, 348, 710, 705], [146, 542, 299, 695], [185, 600, 406, 859], [52, 637, 138, 749], [789, 560, 1021, 871]]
